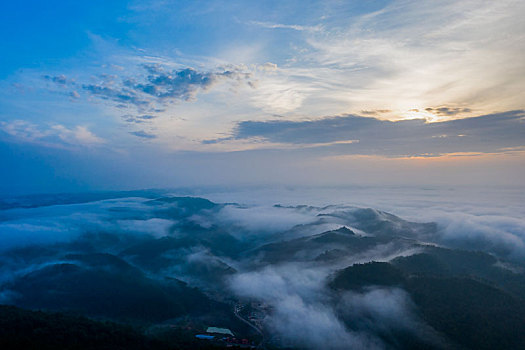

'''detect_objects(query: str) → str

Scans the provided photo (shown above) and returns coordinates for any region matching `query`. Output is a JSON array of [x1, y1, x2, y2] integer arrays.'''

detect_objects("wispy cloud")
[[0, 120, 105, 148], [298, 0, 525, 116], [249, 20, 323, 32]]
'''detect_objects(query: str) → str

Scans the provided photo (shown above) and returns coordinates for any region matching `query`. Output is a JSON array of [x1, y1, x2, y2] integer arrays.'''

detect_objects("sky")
[[1, 0, 524, 194]]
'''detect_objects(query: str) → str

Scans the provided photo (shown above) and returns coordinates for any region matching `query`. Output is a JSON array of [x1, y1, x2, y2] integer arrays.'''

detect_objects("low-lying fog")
[[1, 185, 524, 349]]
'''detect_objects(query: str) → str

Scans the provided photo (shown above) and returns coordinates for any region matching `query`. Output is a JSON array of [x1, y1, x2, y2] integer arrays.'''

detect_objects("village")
[[191, 300, 272, 349], [195, 326, 255, 348]]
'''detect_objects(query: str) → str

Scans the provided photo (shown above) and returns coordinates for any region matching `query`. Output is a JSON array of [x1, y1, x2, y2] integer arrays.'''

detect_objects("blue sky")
[[1, 0, 524, 194]]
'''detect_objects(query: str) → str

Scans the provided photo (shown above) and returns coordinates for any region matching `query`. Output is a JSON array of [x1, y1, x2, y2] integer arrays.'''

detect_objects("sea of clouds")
[[0, 185, 524, 349]]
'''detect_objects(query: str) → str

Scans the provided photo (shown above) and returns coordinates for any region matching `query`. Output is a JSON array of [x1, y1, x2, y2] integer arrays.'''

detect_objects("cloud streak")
[[249, 20, 323, 32], [208, 111, 525, 157]]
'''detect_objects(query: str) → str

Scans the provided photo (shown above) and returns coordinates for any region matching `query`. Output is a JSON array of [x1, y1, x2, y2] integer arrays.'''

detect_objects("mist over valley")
[[1, 187, 525, 349]]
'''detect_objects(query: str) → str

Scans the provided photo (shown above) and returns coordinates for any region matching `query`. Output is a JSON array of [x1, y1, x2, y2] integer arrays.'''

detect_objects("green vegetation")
[[331, 248, 525, 350], [0, 305, 235, 350], [330, 262, 405, 290], [5, 254, 221, 323]]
